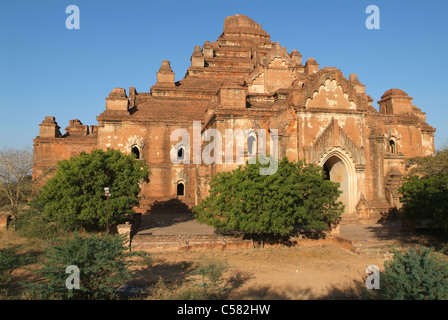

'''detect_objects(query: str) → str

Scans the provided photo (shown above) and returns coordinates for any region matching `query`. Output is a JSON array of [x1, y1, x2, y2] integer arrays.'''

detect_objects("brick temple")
[[32, 14, 435, 226]]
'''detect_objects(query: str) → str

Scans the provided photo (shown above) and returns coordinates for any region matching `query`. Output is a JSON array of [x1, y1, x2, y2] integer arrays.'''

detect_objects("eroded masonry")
[[33, 15, 435, 225]]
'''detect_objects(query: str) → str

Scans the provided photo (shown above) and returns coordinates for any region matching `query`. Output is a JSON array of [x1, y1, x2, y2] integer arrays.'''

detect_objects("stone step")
[[340, 214, 361, 225], [350, 238, 437, 257], [131, 233, 252, 252]]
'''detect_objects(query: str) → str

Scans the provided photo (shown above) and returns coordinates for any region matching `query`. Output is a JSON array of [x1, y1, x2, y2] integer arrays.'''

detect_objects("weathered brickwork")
[[33, 15, 435, 225]]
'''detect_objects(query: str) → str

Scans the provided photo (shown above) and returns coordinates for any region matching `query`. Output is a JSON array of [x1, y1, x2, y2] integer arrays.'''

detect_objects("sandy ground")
[[0, 217, 408, 300], [130, 243, 387, 300]]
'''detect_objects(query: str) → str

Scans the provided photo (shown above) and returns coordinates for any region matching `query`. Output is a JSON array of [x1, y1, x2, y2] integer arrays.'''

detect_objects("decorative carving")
[[125, 135, 144, 153], [308, 118, 365, 167]]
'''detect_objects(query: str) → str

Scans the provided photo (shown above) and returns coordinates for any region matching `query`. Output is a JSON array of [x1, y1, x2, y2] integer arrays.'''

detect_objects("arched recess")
[[131, 145, 141, 159], [247, 131, 257, 158], [178, 146, 185, 160], [318, 147, 357, 214], [177, 180, 185, 197]]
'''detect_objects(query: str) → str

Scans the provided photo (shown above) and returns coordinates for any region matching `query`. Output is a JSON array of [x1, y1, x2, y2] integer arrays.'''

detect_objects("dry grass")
[[0, 228, 388, 300]]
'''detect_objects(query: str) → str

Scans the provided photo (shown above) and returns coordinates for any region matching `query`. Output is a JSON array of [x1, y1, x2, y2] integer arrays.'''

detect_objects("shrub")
[[399, 174, 448, 235], [376, 247, 448, 300], [37, 149, 150, 232], [14, 207, 61, 241], [191, 260, 228, 288], [0, 246, 36, 292], [193, 157, 343, 242], [26, 233, 148, 299]]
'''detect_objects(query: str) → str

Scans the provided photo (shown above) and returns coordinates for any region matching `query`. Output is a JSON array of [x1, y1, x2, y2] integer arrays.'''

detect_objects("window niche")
[[389, 139, 396, 154], [131, 145, 141, 159], [177, 146, 185, 161], [177, 181, 185, 196]]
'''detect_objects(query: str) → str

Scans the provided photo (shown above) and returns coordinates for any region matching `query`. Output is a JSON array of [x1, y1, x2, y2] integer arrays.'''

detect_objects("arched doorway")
[[323, 156, 349, 213], [319, 148, 357, 214]]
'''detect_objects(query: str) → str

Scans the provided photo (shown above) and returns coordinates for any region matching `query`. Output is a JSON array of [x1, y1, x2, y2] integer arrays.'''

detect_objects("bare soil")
[[130, 243, 388, 300], [1, 228, 387, 300]]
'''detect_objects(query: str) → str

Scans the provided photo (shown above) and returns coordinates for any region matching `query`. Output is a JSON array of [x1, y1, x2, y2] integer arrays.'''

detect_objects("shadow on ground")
[[148, 198, 193, 215], [341, 220, 446, 248], [228, 281, 367, 300]]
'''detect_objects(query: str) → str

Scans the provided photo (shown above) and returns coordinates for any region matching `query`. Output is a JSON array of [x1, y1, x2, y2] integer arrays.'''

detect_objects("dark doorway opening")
[[177, 182, 185, 196]]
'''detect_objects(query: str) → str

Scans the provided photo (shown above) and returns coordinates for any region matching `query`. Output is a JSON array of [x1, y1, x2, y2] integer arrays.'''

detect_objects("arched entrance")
[[323, 156, 349, 213], [319, 147, 357, 214]]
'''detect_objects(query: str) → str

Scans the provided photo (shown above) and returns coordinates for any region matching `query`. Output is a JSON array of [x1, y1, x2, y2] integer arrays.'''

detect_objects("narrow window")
[[178, 146, 184, 160], [131, 145, 140, 159], [177, 182, 185, 196], [248, 135, 256, 156], [389, 140, 396, 154]]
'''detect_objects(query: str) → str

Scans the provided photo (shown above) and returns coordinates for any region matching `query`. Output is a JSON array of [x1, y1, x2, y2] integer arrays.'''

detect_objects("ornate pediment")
[[307, 118, 365, 166], [305, 79, 357, 110]]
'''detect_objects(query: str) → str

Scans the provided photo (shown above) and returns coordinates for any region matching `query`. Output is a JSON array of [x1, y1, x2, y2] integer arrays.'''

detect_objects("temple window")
[[131, 145, 141, 159], [177, 181, 185, 196], [389, 139, 396, 154], [178, 146, 185, 160], [248, 135, 256, 156]]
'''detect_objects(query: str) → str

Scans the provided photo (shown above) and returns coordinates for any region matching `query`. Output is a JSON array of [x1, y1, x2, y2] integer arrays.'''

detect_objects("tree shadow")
[[377, 207, 400, 224], [223, 270, 253, 297], [125, 260, 253, 299], [131, 260, 195, 287], [347, 215, 448, 252], [230, 281, 368, 300], [234, 228, 329, 248], [231, 283, 325, 300], [136, 199, 196, 234], [314, 282, 367, 300], [148, 198, 193, 215]]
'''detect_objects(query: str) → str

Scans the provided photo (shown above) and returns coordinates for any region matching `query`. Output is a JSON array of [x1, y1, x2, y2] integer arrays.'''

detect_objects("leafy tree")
[[0, 147, 34, 218], [376, 247, 448, 300], [405, 146, 448, 176], [399, 174, 448, 235], [27, 233, 148, 300], [38, 149, 150, 231], [193, 157, 343, 242], [399, 145, 448, 235]]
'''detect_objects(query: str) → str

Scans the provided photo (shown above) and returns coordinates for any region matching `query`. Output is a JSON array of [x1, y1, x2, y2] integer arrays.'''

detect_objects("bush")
[[37, 149, 150, 232], [26, 233, 148, 299], [399, 174, 448, 235], [376, 247, 448, 300], [14, 207, 61, 241], [0, 246, 36, 291], [193, 157, 343, 242], [191, 260, 227, 288]]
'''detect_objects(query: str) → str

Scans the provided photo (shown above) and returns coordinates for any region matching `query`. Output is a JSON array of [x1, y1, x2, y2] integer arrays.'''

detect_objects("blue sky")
[[1, 0, 447, 150]]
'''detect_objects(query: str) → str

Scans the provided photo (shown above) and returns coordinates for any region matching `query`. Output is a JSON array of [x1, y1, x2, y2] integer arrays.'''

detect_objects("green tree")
[[193, 157, 343, 242], [27, 233, 148, 300], [376, 247, 448, 300], [38, 149, 150, 231], [406, 146, 448, 176], [399, 174, 448, 235], [399, 145, 448, 235]]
